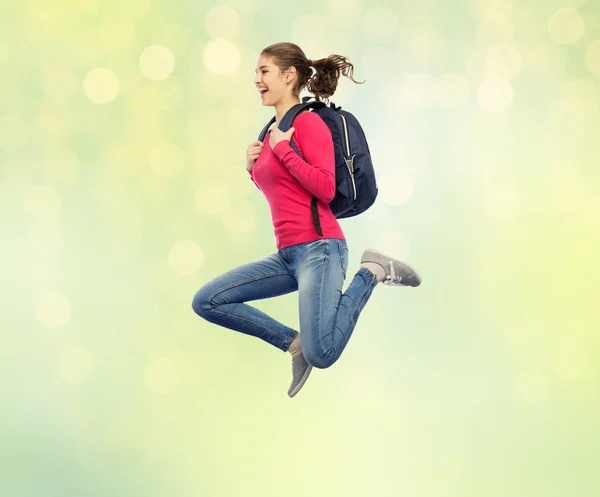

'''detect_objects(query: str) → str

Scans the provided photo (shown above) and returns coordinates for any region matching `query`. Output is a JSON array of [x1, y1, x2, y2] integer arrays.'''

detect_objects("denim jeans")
[[192, 238, 379, 369]]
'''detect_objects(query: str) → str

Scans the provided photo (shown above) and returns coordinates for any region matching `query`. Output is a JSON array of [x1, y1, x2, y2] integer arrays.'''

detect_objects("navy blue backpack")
[[257, 96, 378, 236]]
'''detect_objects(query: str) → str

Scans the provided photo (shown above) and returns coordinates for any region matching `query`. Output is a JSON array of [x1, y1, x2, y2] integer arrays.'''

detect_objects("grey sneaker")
[[288, 353, 313, 398], [361, 249, 422, 287]]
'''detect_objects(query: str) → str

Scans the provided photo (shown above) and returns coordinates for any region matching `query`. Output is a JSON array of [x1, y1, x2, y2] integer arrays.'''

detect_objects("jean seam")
[[209, 306, 293, 350], [336, 239, 347, 278], [207, 271, 290, 310], [281, 330, 299, 351], [314, 241, 333, 357], [279, 248, 290, 263], [350, 268, 378, 325]]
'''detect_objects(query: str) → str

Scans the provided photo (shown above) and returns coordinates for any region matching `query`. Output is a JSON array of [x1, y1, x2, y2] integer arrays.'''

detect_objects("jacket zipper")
[[340, 114, 357, 200]]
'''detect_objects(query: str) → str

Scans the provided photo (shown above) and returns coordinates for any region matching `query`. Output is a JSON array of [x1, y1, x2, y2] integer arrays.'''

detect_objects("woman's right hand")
[[246, 140, 264, 171]]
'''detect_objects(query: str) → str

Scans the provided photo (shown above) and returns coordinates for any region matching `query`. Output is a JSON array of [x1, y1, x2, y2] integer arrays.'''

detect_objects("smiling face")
[[254, 54, 294, 107]]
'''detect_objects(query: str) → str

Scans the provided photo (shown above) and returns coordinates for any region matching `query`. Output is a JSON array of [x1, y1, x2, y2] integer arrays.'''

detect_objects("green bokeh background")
[[1, 0, 599, 496]]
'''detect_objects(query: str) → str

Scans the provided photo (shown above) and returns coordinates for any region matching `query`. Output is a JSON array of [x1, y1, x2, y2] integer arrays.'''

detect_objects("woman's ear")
[[286, 66, 297, 83]]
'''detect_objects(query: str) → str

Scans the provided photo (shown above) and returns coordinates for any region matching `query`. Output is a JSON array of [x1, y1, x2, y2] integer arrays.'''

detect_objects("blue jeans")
[[192, 238, 379, 369]]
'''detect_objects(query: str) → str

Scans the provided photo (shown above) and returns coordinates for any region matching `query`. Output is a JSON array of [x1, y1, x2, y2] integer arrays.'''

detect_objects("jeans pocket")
[[337, 239, 349, 277]]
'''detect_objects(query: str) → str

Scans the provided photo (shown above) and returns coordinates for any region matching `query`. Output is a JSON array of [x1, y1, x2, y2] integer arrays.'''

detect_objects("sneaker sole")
[[288, 364, 313, 398], [361, 249, 422, 287]]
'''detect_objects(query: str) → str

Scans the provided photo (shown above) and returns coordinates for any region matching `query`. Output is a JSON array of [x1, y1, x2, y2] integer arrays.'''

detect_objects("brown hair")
[[261, 42, 364, 101]]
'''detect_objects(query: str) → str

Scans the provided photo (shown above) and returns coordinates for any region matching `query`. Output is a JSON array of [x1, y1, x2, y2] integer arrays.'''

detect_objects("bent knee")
[[304, 350, 336, 369], [191, 288, 212, 318]]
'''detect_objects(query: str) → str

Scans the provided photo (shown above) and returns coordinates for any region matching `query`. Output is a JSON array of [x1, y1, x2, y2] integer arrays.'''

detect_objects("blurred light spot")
[[83, 68, 120, 104], [145, 358, 180, 394], [195, 181, 231, 215], [379, 170, 414, 206], [584, 40, 600, 75], [25, 186, 61, 218], [484, 184, 521, 222], [169, 240, 204, 275], [42, 68, 78, 104], [58, 346, 94, 383], [223, 200, 256, 233], [468, 0, 517, 19], [205, 6, 240, 39], [514, 370, 549, 404], [139, 44, 175, 81], [36, 291, 71, 328], [548, 7, 585, 45], [0, 116, 28, 151], [476, 16, 514, 45], [558, 78, 598, 117], [477, 77, 514, 112], [203, 39, 240, 75], [153, 23, 188, 56], [486, 44, 523, 79], [402, 73, 437, 108], [435, 74, 470, 108], [373, 231, 410, 260], [148, 142, 184, 176], [363, 7, 398, 43]]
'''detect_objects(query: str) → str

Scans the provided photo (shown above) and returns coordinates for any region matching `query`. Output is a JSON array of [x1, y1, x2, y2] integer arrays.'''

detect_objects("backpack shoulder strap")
[[258, 116, 276, 142], [258, 99, 328, 160], [280, 100, 327, 154], [278, 102, 313, 132]]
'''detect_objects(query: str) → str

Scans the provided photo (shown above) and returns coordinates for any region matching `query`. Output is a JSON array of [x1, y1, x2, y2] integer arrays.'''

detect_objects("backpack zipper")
[[340, 114, 357, 200]]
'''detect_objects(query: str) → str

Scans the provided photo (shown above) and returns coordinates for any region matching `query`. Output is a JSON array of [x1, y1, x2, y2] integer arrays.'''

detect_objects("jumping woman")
[[192, 42, 421, 398]]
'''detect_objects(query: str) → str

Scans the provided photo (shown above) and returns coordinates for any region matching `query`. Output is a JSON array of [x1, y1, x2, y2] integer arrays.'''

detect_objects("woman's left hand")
[[269, 125, 295, 149]]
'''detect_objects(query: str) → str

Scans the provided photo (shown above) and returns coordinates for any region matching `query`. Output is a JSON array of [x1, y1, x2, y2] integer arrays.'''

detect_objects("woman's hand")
[[269, 125, 295, 149], [246, 140, 264, 171]]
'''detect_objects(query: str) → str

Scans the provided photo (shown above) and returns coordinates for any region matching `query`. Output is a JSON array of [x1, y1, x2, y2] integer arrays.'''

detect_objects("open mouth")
[[260, 89, 269, 97]]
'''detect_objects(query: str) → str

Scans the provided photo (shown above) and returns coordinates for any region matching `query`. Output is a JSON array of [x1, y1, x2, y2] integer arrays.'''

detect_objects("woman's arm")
[[247, 166, 261, 190]]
